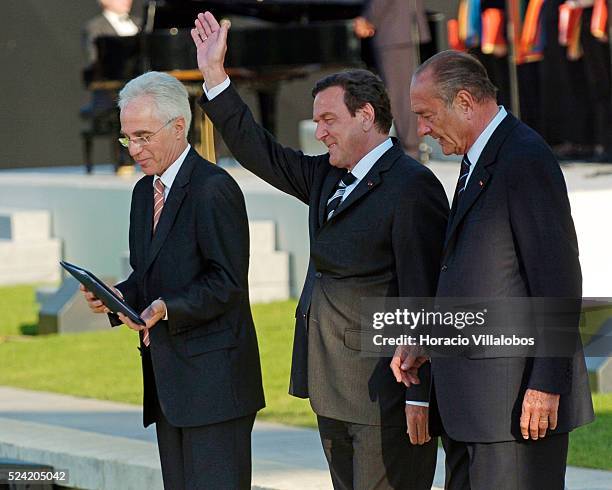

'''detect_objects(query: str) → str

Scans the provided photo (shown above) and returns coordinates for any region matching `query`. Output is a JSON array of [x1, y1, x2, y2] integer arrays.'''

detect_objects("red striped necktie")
[[144, 178, 166, 347], [152, 178, 166, 233]]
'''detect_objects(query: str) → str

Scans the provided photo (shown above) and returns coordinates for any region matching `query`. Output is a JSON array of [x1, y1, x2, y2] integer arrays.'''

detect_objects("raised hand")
[[191, 11, 231, 89]]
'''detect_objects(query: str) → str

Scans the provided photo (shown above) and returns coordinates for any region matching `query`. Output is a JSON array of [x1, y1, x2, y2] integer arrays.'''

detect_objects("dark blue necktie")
[[454, 154, 471, 204], [326, 172, 357, 221]]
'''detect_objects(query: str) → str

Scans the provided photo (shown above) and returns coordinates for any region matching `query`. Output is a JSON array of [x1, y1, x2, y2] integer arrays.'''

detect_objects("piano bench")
[[80, 108, 128, 174]]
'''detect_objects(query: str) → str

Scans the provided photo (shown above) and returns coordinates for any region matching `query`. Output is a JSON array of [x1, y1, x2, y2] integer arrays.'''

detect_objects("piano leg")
[[82, 132, 94, 174]]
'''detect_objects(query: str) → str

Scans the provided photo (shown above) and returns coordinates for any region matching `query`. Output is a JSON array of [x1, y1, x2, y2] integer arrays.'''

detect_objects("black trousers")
[[442, 432, 569, 490], [317, 415, 437, 490], [155, 398, 256, 490]]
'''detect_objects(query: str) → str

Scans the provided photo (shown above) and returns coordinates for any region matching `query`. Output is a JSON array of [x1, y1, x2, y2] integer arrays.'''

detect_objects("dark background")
[[0, 0, 144, 169], [0, 0, 453, 169]]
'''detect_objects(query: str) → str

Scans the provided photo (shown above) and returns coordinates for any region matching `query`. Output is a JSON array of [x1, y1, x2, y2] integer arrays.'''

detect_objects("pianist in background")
[[192, 11, 449, 490], [82, 0, 139, 67], [354, 0, 430, 159], [81, 0, 140, 118]]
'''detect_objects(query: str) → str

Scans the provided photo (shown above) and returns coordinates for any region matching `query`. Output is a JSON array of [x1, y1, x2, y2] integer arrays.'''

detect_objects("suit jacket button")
[[441, 265, 448, 272], [315, 272, 322, 278]]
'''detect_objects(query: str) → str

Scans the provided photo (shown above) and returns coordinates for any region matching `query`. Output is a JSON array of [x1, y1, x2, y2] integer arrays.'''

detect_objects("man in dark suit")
[[81, 71, 265, 490], [81, 0, 141, 172], [354, 0, 430, 158], [395, 50, 594, 489], [190, 12, 449, 489], [82, 0, 139, 66]]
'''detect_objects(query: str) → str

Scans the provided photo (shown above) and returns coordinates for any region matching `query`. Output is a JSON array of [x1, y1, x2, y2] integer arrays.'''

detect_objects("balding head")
[[413, 50, 498, 107]]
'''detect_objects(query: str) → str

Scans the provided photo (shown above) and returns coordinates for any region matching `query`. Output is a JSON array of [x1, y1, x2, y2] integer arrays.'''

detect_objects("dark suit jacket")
[[113, 148, 265, 428], [363, 0, 431, 48], [432, 113, 594, 442], [200, 85, 448, 426]]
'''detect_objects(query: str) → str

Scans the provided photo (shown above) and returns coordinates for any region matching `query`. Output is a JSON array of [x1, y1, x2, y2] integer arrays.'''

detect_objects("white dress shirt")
[[465, 106, 507, 185], [153, 144, 190, 199], [102, 9, 139, 37], [341, 138, 393, 200]]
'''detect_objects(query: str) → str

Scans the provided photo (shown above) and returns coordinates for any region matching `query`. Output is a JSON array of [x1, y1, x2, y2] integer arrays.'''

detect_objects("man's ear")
[[173, 116, 186, 138], [454, 90, 475, 117], [359, 103, 376, 131]]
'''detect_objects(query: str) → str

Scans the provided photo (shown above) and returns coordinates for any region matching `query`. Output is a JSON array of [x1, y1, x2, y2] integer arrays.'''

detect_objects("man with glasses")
[[81, 71, 265, 489]]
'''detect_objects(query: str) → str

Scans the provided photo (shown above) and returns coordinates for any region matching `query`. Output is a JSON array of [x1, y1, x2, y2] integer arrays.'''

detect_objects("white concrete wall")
[[569, 190, 612, 297], [0, 209, 61, 285], [0, 163, 610, 300], [0, 170, 308, 298]]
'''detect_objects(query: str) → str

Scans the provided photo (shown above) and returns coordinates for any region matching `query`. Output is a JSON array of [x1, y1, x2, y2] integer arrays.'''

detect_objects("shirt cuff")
[[202, 76, 231, 100], [405, 401, 430, 407]]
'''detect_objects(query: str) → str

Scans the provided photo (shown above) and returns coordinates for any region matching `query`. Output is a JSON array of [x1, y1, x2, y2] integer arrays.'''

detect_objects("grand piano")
[[88, 0, 442, 163]]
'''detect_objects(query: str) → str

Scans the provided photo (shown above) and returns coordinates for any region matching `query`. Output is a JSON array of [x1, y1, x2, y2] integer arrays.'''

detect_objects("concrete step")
[[249, 221, 277, 254], [248, 251, 290, 303], [1, 387, 608, 490], [0, 239, 61, 285], [248, 221, 290, 303], [0, 208, 52, 242]]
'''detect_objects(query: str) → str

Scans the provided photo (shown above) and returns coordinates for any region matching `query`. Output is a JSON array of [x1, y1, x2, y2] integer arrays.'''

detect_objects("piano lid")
[[148, 0, 365, 28]]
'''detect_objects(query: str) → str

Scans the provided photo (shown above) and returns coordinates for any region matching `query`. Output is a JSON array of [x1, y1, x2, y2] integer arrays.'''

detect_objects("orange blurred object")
[[591, 0, 608, 40], [482, 8, 507, 57], [559, 2, 583, 59], [447, 18, 465, 51]]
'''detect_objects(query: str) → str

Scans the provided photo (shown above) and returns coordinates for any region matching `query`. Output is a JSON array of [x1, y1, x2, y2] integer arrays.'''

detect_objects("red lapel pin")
[[479, 180, 484, 187], [367, 181, 373, 187]]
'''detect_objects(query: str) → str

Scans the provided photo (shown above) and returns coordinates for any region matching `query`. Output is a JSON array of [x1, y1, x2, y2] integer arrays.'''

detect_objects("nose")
[[417, 116, 430, 138], [128, 140, 142, 157], [314, 122, 327, 142]]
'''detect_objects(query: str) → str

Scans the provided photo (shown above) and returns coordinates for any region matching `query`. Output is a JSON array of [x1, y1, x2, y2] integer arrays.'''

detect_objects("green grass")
[[0, 327, 143, 403], [567, 393, 612, 469], [0, 284, 40, 336], [0, 285, 609, 468], [0, 286, 314, 426], [251, 300, 316, 428]]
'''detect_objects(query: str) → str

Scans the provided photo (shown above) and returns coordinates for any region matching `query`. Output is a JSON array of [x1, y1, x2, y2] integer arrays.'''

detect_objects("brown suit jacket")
[[363, 0, 431, 47]]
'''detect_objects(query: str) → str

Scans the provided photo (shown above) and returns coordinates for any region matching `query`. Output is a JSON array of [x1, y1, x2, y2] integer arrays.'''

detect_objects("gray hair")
[[414, 50, 498, 106], [118, 71, 192, 132]]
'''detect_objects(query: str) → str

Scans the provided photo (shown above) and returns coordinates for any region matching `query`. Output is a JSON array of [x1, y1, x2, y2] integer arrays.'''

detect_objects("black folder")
[[60, 260, 145, 326]]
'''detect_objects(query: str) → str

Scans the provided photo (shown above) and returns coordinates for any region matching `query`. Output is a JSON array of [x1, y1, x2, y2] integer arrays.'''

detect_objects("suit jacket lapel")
[[142, 177, 154, 261], [443, 164, 490, 250], [143, 149, 196, 274], [443, 112, 520, 254], [324, 143, 402, 223]]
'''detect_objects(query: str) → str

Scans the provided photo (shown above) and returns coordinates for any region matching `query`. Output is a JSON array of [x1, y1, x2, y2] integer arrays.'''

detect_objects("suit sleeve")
[[392, 166, 449, 402], [163, 174, 251, 335], [199, 84, 323, 205], [507, 146, 581, 395]]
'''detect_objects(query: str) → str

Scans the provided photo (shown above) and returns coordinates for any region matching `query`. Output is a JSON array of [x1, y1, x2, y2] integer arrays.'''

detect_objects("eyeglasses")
[[118, 118, 176, 148]]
